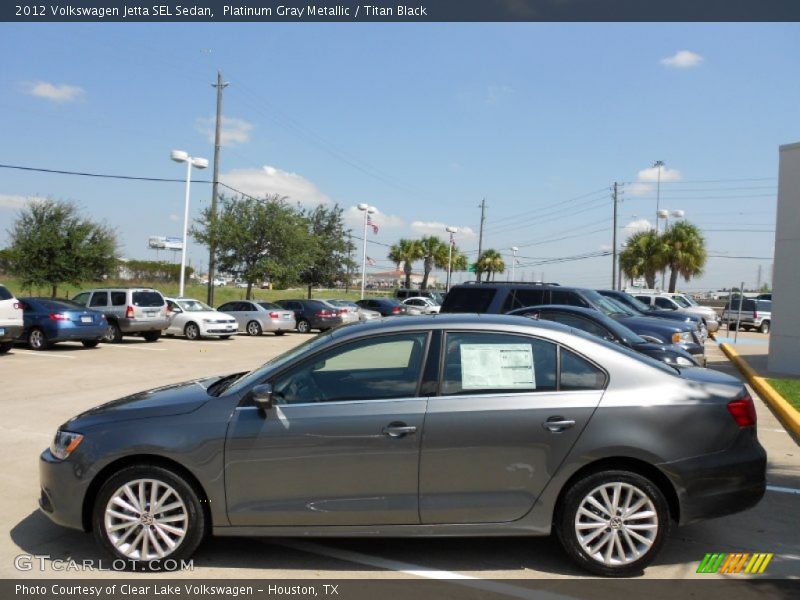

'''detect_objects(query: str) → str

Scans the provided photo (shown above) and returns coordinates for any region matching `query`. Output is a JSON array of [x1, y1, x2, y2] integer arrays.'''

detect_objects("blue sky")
[[1, 22, 798, 291]]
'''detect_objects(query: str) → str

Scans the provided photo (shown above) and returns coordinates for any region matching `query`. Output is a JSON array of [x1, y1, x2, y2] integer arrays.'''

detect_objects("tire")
[[219, 336, 231, 340], [92, 464, 207, 569], [555, 470, 671, 577], [274, 331, 286, 336], [82, 340, 100, 348], [184, 322, 200, 341], [104, 322, 123, 343], [296, 319, 311, 334], [728, 322, 737, 331], [0, 342, 11, 355], [28, 328, 50, 351], [142, 331, 161, 343], [246, 321, 262, 336], [759, 321, 770, 334]]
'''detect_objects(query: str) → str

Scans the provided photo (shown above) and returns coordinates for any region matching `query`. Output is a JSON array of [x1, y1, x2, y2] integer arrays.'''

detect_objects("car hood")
[[615, 315, 690, 332], [64, 377, 221, 429], [179, 310, 234, 320]]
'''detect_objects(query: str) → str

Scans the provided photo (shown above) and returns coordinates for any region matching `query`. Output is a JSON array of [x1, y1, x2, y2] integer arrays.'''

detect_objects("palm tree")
[[476, 249, 505, 281], [661, 221, 707, 292], [619, 230, 667, 288], [387, 238, 423, 289], [418, 236, 450, 290]]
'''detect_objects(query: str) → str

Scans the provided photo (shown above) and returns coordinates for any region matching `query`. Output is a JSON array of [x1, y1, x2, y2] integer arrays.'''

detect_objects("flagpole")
[[445, 226, 458, 292], [357, 204, 376, 299]]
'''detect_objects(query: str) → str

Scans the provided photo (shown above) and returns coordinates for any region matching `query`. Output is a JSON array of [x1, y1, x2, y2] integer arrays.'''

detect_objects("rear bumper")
[[661, 429, 767, 525], [118, 317, 169, 333], [311, 317, 343, 330], [0, 323, 23, 342], [50, 325, 107, 342], [262, 318, 297, 332]]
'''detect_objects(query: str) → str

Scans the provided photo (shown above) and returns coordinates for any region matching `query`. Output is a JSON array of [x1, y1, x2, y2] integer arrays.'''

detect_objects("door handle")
[[542, 417, 576, 433], [382, 423, 417, 437]]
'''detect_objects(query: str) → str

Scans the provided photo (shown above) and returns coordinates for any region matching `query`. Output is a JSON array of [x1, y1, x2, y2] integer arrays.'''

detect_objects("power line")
[[487, 187, 608, 227], [0, 163, 204, 184]]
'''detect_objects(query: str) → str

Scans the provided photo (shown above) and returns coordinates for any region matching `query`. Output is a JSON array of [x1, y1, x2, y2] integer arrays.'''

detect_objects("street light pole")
[[171, 150, 208, 298], [653, 160, 664, 233], [358, 203, 376, 299], [511, 246, 518, 281], [445, 226, 457, 292]]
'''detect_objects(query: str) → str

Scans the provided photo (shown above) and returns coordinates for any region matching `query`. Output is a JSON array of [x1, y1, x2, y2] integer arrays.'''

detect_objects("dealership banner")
[[3, 0, 800, 22]]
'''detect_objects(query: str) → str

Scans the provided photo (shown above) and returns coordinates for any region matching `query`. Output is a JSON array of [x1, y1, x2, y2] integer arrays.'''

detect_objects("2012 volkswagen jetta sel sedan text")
[[39, 315, 766, 576]]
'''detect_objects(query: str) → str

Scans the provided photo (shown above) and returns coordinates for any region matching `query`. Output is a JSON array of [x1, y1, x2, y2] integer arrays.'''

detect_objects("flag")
[[367, 214, 379, 234], [367, 256, 376, 266]]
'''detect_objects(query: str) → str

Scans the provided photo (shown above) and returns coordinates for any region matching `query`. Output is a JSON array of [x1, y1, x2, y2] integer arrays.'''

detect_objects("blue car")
[[18, 297, 107, 350]]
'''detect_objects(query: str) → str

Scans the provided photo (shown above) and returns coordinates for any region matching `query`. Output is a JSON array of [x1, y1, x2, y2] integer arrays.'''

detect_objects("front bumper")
[[39, 448, 90, 531], [661, 429, 766, 526], [199, 322, 237, 336]]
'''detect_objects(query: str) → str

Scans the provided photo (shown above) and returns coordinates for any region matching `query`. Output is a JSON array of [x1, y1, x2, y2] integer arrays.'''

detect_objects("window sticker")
[[460, 344, 535, 389]]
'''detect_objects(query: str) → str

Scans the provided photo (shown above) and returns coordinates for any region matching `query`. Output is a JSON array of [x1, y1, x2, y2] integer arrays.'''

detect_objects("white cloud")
[[344, 206, 405, 232], [622, 219, 655, 234], [196, 116, 253, 147], [221, 165, 332, 206], [0, 194, 46, 210], [410, 221, 477, 240], [627, 165, 683, 197], [22, 81, 85, 102], [660, 50, 704, 69], [599, 244, 613, 252], [169, 214, 180, 222]]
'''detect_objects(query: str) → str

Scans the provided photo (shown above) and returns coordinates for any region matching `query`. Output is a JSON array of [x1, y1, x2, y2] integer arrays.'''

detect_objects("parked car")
[[403, 297, 441, 314], [597, 290, 706, 341], [507, 305, 698, 367], [217, 301, 296, 336], [165, 298, 237, 340], [394, 288, 445, 304], [39, 314, 766, 576], [356, 297, 409, 317], [17, 297, 106, 350], [319, 299, 359, 324], [0, 284, 25, 354], [324, 299, 380, 322], [275, 299, 342, 333], [441, 282, 705, 363], [628, 291, 720, 333], [756, 293, 772, 301], [71, 288, 169, 343], [722, 297, 772, 333]]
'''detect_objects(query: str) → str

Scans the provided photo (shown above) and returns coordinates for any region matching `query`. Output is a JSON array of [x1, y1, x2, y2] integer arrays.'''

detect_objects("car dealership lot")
[[1, 331, 797, 580]]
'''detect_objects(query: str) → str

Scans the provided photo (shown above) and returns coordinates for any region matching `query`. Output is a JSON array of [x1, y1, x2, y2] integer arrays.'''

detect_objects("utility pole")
[[756, 264, 762, 291], [207, 70, 228, 306], [476, 198, 486, 282], [612, 182, 619, 290], [345, 231, 352, 294]]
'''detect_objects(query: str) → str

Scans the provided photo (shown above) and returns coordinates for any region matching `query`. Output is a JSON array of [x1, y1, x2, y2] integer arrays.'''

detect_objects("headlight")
[[675, 356, 697, 367], [50, 430, 84, 460], [672, 332, 693, 343]]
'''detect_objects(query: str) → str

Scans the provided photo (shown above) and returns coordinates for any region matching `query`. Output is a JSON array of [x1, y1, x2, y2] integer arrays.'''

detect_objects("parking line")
[[100, 344, 166, 352], [276, 540, 576, 600], [12, 350, 76, 359], [767, 485, 800, 495]]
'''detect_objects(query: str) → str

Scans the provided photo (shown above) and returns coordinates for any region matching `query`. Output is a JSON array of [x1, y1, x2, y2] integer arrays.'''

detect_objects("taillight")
[[13, 302, 22, 310], [126, 305, 135, 318], [316, 310, 332, 317], [339, 308, 348, 313], [269, 312, 280, 319], [727, 394, 757, 427], [49, 313, 70, 321], [392, 306, 401, 314], [753, 311, 758, 318]]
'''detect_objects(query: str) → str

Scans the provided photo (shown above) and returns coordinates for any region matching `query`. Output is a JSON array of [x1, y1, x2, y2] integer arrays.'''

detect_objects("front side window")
[[541, 312, 611, 340], [89, 292, 108, 307], [654, 297, 677, 310], [217, 302, 236, 312], [501, 288, 547, 312], [442, 332, 557, 395], [271, 332, 429, 405], [0, 286, 12, 301]]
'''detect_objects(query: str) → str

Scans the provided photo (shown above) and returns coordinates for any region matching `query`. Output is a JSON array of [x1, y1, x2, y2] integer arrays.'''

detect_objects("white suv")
[[0, 284, 24, 354]]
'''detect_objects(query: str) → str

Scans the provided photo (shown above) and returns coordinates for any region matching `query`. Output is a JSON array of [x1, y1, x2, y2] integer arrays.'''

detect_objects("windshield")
[[601, 297, 638, 317], [616, 293, 652, 313], [680, 295, 699, 306], [178, 299, 213, 312], [671, 295, 691, 308], [217, 330, 337, 396], [583, 290, 629, 317], [562, 324, 676, 375]]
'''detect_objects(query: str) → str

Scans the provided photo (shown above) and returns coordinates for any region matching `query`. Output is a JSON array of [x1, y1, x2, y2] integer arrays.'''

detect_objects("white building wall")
[[768, 142, 800, 374]]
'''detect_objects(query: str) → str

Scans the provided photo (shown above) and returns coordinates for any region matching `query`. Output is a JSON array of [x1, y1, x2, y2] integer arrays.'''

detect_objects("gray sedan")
[[39, 315, 765, 576], [216, 300, 296, 336]]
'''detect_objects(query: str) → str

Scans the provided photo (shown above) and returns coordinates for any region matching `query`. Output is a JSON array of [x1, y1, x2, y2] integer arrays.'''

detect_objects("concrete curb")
[[719, 342, 800, 438]]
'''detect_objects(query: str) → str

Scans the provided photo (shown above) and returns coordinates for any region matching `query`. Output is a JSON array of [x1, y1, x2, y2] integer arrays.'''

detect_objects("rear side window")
[[560, 348, 607, 391], [0, 286, 12, 301], [442, 287, 497, 313], [111, 291, 126, 306], [501, 288, 548, 312], [634, 295, 651, 305], [218, 302, 236, 311], [132, 291, 164, 307], [757, 300, 772, 312]]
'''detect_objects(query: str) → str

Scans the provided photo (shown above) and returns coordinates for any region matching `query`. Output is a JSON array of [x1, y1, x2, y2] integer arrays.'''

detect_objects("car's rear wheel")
[[142, 331, 161, 342], [184, 322, 200, 341], [104, 322, 123, 343], [296, 319, 311, 334], [28, 328, 50, 351], [92, 465, 207, 569], [0, 342, 12, 354], [556, 470, 670, 577], [728, 322, 737, 331], [219, 335, 231, 340], [246, 321, 262, 336], [759, 321, 770, 334], [82, 340, 100, 348], [274, 331, 286, 336]]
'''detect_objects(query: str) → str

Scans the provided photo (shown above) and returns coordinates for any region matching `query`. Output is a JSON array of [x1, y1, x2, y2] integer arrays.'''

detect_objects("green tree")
[[388, 239, 423, 289], [298, 204, 356, 299], [661, 221, 707, 293], [7, 200, 117, 297], [476, 249, 505, 281], [418, 236, 450, 290], [192, 194, 312, 300], [619, 229, 667, 289]]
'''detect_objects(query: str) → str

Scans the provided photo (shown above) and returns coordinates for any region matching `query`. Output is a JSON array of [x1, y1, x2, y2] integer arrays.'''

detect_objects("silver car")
[[320, 299, 359, 324], [216, 300, 296, 336], [326, 299, 381, 321], [39, 315, 765, 577], [165, 298, 237, 340]]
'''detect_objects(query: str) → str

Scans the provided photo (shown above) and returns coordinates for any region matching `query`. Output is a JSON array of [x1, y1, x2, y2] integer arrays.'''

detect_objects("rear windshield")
[[258, 302, 282, 310], [36, 299, 83, 311], [727, 299, 771, 312], [132, 291, 165, 307], [0, 286, 12, 301], [441, 287, 497, 313]]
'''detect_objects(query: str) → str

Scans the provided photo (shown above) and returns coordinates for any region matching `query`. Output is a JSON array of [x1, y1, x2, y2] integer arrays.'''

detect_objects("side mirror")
[[251, 384, 274, 412]]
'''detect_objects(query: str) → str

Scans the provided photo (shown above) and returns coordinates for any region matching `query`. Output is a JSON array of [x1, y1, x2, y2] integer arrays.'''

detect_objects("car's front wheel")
[[296, 319, 311, 334], [92, 465, 207, 569], [82, 340, 100, 348], [184, 322, 200, 341], [0, 342, 12, 354], [556, 470, 670, 577], [104, 322, 123, 343], [142, 331, 161, 342]]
